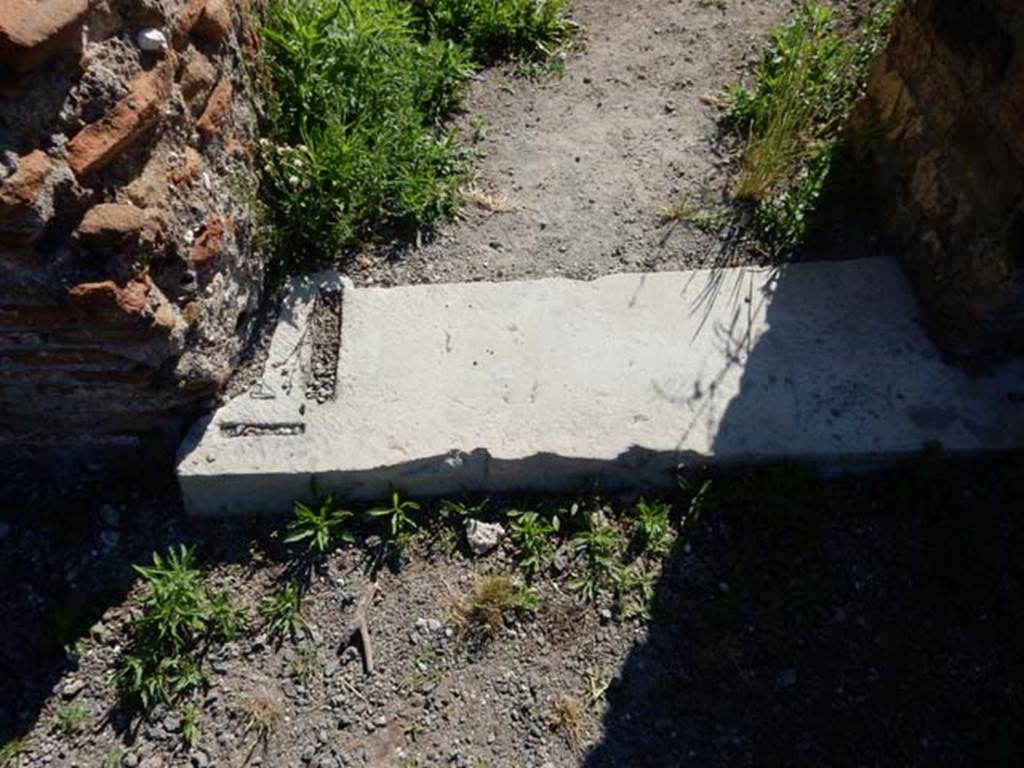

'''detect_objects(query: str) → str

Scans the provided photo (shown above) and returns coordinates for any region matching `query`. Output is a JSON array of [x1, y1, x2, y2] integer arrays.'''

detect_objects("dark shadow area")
[[583, 254, 1024, 766], [0, 471, 286, 750]]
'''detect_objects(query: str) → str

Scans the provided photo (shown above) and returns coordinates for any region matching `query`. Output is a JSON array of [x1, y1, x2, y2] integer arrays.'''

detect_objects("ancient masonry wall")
[[0, 0, 263, 445], [860, 0, 1024, 364]]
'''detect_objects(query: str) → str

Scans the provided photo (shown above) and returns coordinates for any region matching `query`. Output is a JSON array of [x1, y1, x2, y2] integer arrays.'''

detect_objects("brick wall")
[[859, 0, 1024, 365], [0, 0, 263, 446]]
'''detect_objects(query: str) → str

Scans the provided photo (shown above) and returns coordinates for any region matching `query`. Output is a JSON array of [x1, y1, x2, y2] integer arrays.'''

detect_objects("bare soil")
[[1, 456, 1022, 767], [356, 0, 884, 289]]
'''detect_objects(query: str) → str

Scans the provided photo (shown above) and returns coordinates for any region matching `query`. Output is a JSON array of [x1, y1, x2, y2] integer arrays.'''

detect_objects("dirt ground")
[[356, 0, 884, 288], [6, 2, 1022, 768], [2, 455, 1022, 767]]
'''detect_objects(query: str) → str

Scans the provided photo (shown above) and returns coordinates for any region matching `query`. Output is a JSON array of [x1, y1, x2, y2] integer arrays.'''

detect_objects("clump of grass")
[[0, 739, 23, 768], [411, 0, 575, 65], [289, 646, 322, 682], [242, 691, 284, 747], [724, 1, 898, 252], [259, 579, 306, 640], [549, 694, 586, 749], [450, 573, 538, 636], [660, 200, 726, 232], [54, 703, 88, 736], [117, 546, 247, 712]]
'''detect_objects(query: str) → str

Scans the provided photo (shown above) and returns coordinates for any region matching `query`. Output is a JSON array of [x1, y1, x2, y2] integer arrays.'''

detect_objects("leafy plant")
[[369, 490, 421, 539], [440, 497, 488, 521], [570, 523, 627, 603], [260, 579, 306, 639], [450, 573, 538, 637], [285, 496, 354, 554], [54, 703, 88, 735], [258, 0, 474, 267], [117, 546, 247, 712], [724, 1, 898, 252], [507, 510, 559, 575], [612, 563, 656, 620], [181, 701, 199, 747], [631, 498, 674, 556]]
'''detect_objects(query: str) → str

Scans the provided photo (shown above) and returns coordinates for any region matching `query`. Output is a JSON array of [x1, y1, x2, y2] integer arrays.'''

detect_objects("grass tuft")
[[450, 573, 538, 636], [724, 1, 898, 252]]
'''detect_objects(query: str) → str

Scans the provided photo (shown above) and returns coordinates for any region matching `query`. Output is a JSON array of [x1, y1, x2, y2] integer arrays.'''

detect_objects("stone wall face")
[[0, 0, 263, 444], [861, 0, 1024, 364]]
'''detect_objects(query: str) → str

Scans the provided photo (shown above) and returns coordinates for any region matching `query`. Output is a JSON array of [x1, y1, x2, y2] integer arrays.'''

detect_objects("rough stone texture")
[[858, 0, 1024, 364], [178, 264, 1023, 516], [0, 0, 90, 75], [0, 0, 263, 446]]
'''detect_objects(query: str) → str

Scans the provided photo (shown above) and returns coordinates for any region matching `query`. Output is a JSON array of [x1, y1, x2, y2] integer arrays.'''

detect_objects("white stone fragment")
[[136, 28, 168, 52], [465, 520, 506, 556]]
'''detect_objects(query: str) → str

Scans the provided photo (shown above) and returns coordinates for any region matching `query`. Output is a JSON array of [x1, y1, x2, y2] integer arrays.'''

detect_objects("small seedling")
[[450, 573, 538, 637], [181, 701, 199, 747], [612, 563, 656, 620], [570, 524, 627, 603], [260, 579, 306, 640], [369, 490, 421, 540], [54, 702, 88, 735], [660, 201, 726, 232], [631, 498, 674, 557], [440, 497, 488, 521], [507, 510, 559, 575], [285, 496, 354, 554], [289, 646, 321, 682]]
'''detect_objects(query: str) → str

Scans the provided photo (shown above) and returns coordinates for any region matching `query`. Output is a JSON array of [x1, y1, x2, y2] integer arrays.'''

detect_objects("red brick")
[[197, 76, 233, 139], [194, 0, 233, 44], [189, 212, 233, 268], [179, 48, 217, 115], [65, 55, 176, 178], [67, 274, 151, 319], [75, 202, 166, 251], [170, 147, 203, 187], [0, 149, 53, 244], [0, 0, 89, 75]]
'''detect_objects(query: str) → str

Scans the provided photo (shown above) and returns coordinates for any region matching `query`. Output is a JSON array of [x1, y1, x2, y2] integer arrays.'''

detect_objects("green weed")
[[570, 523, 627, 603], [260, 579, 306, 640], [289, 646, 322, 682], [0, 739, 23, 768], [724, 1, 898, 252], [258, 0, 474, 267], [369, 490, 421, 543], [507, 510, 559, 575], [181, 701, 199, 747], [54, 703, 88, 736], [630, 498, 674, 557], [411, 0, 575, 65], [285, 496, 354, 554], [117, 546, 247, 712]]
